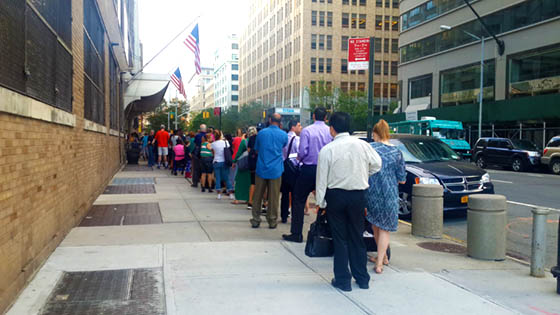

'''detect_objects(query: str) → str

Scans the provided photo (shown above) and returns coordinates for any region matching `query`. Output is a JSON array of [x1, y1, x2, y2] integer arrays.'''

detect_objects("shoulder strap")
[[285, 136, 296, 162]]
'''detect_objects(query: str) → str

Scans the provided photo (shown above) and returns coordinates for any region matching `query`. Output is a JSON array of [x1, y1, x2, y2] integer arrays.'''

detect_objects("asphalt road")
[[442, 167, 560, 268]]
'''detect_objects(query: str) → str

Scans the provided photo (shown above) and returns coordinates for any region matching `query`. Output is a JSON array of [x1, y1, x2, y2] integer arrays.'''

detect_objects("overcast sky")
[[138, 0, 249, 99]]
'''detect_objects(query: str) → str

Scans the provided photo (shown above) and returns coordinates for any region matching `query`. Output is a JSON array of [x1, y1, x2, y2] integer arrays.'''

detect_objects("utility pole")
[[367, 37, 375, 142]]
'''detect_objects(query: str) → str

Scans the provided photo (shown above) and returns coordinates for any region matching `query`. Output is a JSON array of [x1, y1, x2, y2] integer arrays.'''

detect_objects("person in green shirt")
[[200, 134, 214, 192], [232, 133, 251, 204]]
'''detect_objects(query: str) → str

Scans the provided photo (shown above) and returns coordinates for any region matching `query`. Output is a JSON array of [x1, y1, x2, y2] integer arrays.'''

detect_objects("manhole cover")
[[103, 185, 156, 194], [111, 178, 155, 185], [79, 203, 162, 226], [40, 268, 165, 315], [417, 242, 467, 254]]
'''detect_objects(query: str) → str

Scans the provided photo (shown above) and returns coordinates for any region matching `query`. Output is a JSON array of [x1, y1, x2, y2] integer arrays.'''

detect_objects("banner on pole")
[[348, 38, 370, 71]]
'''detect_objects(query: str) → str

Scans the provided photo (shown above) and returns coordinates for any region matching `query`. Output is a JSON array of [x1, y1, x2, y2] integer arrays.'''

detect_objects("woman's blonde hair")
[[247, 126, 258, 137], [373, 119, 390, 141]]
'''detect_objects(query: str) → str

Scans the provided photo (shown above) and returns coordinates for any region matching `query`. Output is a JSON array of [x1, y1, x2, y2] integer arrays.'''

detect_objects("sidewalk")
[[6, 164, 559, 315]]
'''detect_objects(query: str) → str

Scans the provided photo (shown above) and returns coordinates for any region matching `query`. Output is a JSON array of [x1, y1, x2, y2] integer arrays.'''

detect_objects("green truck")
[[389, 119, 472, 158]]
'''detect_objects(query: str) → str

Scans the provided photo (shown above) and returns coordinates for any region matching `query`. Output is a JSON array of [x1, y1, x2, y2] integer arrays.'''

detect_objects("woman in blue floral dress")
[[366, 119, 407, 274]]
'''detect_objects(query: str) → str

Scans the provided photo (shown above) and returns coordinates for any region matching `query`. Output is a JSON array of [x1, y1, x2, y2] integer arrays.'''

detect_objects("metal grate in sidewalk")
[[103, 185, 156, 194], [39, 268, 165, 315], [79, 203, 162, 226], [123, 165, 153, 172], [111, 177, 155, 185]]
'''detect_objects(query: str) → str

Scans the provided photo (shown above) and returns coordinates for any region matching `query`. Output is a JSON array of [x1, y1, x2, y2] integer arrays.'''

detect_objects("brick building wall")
[[0, 1, 126, 312]]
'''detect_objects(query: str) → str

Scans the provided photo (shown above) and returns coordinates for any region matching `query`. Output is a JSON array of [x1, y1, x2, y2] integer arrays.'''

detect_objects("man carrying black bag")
[[315, 112, 382, 292], [280, 120, 302, 223]]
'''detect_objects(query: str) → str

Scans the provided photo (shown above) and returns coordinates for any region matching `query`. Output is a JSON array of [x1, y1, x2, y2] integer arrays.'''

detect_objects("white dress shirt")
[[315, 132, 382, 208]]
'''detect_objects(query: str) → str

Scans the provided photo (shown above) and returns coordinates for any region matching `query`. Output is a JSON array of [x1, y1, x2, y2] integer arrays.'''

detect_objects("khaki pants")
[[251, 175, 282, 226]]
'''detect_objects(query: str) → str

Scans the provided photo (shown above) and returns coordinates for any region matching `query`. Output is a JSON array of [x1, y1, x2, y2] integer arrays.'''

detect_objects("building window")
[[311, 10, 317, 26], [392, 39, 399, 53], [392, 16, 399, 31], [326, 58, 332, 73], [327, 11, 333, 27], [342, 13, 349, 28], [400, 0, 560, 63], [109, 52, 119, 130], [358, 82, 366, 91], [341, 36, 349, 51], [391, 61, 398, 76], [232, 85, 239, 91], [402, 0, 471, 31], [319, 11, 325, 26], [375, 15, 383, 30], [390, 83, 398, 98], [409, 74, 432, 101], [341, 81, 349, 92], [352, 0, 357, 5], [311, 58, 317, 72], [351, 13, 357, 28], [440, 60, 495, 106], [318, 58, 324, 73], [232, 95, 238, 101], [341, 59, 348, 73], [359, 14, 366, 29], [319, 34, 325, 50], [376, 0, 382, 7], [383, 61, 389, 75], [350, 82, 356, 90], [360, 0, 367, 6], [232, 54, 239, 60], [232, 74, 239, 80], [232, 43, 239, 49], [508, 45, 560, 98], [374, 83, 381, 96], [84, 0, 105, 124], [311, 34, 317, 49], [374, 38, 382, 53], [0, 0, 73, 113], [374, 61, 381, 75], [326, 35, 332, 50]]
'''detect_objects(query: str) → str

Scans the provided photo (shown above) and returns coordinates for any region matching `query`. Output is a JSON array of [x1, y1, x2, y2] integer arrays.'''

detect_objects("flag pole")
[[127, 15, 201, 83]]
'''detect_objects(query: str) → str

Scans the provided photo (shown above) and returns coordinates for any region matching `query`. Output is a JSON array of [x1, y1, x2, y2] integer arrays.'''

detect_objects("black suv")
[[472, 137, 541, 172]]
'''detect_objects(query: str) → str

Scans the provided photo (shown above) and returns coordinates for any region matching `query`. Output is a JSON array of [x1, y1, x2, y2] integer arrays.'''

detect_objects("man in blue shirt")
[[251, 113, 288, 229]]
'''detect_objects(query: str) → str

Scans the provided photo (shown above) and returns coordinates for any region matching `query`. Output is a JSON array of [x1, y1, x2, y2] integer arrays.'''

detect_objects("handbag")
[[282, 136, 300, 186], [223, 140, 233, 167], [305, 211, 334, 258], [237, 151, 250, 171]]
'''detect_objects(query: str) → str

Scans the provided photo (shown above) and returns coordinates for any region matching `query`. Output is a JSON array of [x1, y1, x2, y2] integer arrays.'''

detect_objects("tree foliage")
[[146, 99, 188, 132], [187, 102, 267, 134]]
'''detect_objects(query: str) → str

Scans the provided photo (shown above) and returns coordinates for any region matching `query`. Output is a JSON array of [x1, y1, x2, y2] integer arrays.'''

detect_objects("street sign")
[[348, 38, 370, 71]]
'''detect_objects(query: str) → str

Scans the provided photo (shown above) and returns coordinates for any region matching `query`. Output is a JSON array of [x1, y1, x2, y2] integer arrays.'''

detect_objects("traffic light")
[[203, 112, 210, 119], [169, 112, 175, 119]]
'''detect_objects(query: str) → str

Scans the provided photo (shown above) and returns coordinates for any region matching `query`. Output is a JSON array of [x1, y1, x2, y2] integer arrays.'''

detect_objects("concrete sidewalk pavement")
[[6, 164, 559, 315]]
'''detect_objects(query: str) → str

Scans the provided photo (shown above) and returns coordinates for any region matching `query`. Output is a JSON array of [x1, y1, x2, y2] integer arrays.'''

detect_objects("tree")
[[187, 102, 267, 135], [146, 99, 188, 132], [335, 90, 368, 132], [308, 81, 335, 111]]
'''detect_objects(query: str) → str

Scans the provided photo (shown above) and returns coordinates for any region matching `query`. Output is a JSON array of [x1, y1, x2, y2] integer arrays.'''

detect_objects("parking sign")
[[348, 38, 370, 70]]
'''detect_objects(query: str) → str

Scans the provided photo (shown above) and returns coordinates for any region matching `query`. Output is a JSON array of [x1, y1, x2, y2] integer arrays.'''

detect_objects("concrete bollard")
[[467, 194, 507, 261], [531, 208, 551, 277], [411, 184, 443, 239]]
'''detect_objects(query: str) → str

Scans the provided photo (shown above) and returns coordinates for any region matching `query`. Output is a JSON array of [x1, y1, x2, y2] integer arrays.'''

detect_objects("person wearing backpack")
[[211, 130, 234, 200]]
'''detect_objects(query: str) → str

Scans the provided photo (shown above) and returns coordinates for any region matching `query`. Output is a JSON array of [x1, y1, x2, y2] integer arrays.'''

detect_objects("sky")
[[138, 0, 249, 99]]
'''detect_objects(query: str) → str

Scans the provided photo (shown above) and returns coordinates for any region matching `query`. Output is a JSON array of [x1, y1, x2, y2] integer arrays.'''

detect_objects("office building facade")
[[240, 0, 400, 115], [214, 34, 240, 110]]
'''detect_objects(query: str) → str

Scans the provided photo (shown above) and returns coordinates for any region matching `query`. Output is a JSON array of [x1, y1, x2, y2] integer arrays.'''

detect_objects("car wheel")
[[398, 192, 411, 218], [476, 155, 486, 168], [551, 159, 560, 175], [512, 157, 524, 172]]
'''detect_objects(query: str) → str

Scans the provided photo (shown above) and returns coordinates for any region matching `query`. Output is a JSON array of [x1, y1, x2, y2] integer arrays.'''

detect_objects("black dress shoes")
[[331, 278, 351, 292], [357, 281, 369, 289], [282, 234, 303, 243]]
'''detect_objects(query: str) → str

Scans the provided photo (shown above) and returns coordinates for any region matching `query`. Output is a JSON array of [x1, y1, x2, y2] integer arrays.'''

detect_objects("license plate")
[[461, 196, 469, 204]]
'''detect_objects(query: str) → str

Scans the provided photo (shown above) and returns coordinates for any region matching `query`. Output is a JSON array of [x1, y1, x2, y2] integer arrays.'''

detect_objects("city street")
[[442, 168, 560, 268]]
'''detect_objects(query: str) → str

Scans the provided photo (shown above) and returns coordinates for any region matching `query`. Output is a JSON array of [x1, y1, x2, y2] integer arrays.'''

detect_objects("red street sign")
[[348, 38, 370, 70]]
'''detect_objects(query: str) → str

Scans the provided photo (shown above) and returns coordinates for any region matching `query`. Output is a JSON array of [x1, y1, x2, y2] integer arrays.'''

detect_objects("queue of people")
[[137, 110, 405, 292]]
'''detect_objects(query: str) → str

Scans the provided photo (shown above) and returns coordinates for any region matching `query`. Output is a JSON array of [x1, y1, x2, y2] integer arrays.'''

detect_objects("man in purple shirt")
[[280, 119, 302, 223], [283, 107, 332, 243]]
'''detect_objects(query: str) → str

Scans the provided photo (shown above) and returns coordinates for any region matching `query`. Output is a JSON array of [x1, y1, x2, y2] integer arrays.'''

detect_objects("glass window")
[[509, 45, 560, 98], [319, 35, 325, 50], [392, 0, 398, 9], [232, 85, 239, 91], [232, 74, 238, 80], [374, 61, 381, 75], [392, 16, 399, 31], [384, 38, 389, 53], [391, 61, 398, 76], [343, 0, 349, 4], [359, 14, 366, 29], [375, 15, 382, 30], [440, 60, 495, 107], [342, 13, 349, 28], [351, 13, 357, 28], [390, 83, 398, 97], [311, 11, 317, 26], [319, 11, 325, 26], [326, 58, 332, 73], [232, 43, 239, 49], [311, 34, 317, 49], [341, 59, 348, 73], [327, 35, 332, 50], [360, 0, 367, 6], [352, 0, 357, 5], [376, 0, 382, 7], [318, 58, 324, 73], [311, 57, 316, 72], [409, 74, 432, 100], [232, 95, 238, 101], [374, 38, 382, 53], [392, 39, 399, 53], [383, 61, 389, 75], [358, 82, 366, 91], [327, 12, 333, 27], [341, 36, 349, 51]]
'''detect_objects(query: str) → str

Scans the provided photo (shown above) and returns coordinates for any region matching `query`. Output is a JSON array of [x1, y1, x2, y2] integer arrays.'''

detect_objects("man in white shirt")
[[316, 112, 382, 292]]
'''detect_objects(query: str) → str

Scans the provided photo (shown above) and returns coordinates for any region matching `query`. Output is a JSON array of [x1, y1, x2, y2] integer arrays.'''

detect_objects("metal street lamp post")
[[441, 25, 484, 140]]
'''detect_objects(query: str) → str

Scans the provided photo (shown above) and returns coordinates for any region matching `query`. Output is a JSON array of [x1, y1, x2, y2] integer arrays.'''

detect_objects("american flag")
[[183, 24, 201, 75], [170, 67, 186, 98]]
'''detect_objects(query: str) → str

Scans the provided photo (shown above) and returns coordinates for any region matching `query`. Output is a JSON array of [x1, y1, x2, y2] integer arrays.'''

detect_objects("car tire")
[[550, 159, 560, 175], [398, 193, 411, 218], [512, 157, 524, 172], [475, 155, 486, 169]]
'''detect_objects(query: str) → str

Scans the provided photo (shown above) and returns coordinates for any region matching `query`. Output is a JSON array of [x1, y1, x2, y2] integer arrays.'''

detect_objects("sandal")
[[369, 256, 389, 266], [231, 200, 247, 205]]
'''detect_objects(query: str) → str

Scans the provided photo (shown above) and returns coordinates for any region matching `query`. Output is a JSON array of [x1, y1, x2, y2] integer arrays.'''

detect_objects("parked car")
[[471, 137, 541, 172], [542, 136, 560, 175], [387, 135, 494, 217]]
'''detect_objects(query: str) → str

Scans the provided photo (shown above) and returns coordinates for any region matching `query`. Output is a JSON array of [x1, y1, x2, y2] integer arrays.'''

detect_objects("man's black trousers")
[[325, 188, 370, 286], [290, 165, 316, 236]]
